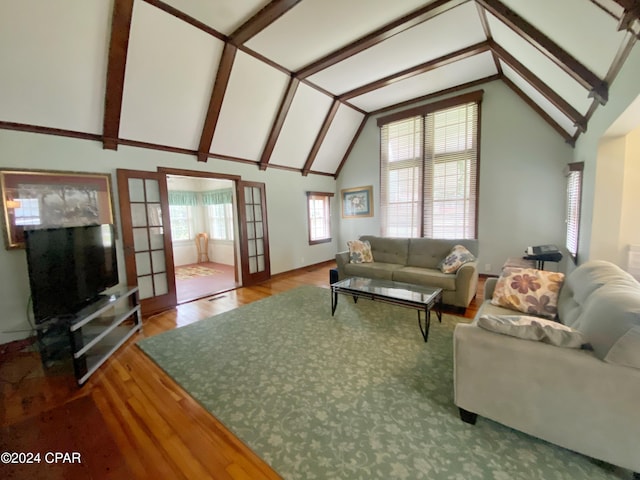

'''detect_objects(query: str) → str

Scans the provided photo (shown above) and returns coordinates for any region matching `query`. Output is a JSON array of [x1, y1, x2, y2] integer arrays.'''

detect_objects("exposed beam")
[[491, 42, 587, 132], [296, 0, 470, 79], [197, 44, 237, 163], [501, 76, 575, 146], [302, 100, 340, 176], [259, 77, 300, 170], [103, 0, 134, 150], [477, 0, 608, 104], [476, 2, 503, 74], [230, 0, 303, 45], [614, 0, 640, 37], [339, 41, 491, 101]]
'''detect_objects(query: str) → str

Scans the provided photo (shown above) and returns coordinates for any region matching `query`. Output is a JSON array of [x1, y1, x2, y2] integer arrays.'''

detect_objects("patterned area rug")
[[175, 264, 223, 280], [137, 286, 624, 480]]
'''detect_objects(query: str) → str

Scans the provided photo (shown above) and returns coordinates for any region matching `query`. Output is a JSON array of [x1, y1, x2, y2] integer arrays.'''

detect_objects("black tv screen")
[[24, 224, 119, 323]]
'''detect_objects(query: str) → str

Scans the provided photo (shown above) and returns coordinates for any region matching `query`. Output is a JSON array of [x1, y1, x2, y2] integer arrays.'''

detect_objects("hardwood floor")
[[0, 262, 484, 479]]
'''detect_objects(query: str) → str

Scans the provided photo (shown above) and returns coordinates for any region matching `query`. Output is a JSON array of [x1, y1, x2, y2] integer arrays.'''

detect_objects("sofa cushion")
[[439, 244, 476, 273], [343, 262, 403, 281], [558, 260, 639, 329], [347, 239, 373, 264], [576, 284, 640, 369], [392, 267, 456, 291], [359, 235, 409, 265], [491, 268, 565, 319], [477, 314, 587, 348], [406, 238, 478, 269]]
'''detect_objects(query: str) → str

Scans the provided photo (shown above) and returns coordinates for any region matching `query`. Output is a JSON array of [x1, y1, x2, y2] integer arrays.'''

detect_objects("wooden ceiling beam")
[[477, 0, 608, 105], [230, 0, 303, 45], [302, 100, 340, 176], [339, 41, 491, 102], [296, 0, 469, 79], [259, 77, 300, 170], [491, 42, 587, 132], [197, 44, 237, 163], [102, 0, 134, 150]]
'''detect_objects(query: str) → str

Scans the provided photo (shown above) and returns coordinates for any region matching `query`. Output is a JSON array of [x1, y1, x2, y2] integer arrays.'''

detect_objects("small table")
[[331, 277, 443, 342]]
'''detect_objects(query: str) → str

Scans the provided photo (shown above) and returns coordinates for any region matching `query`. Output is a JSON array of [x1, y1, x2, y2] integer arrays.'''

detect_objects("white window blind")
[[380, 92, 481, 239], [424, 102, 478, 238], [380, 116, 422, 237], [565, 162, 584, 259]]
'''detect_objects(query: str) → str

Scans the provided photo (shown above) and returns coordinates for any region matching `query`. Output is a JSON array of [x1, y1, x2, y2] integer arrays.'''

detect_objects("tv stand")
[[37, 286, 141, 386]]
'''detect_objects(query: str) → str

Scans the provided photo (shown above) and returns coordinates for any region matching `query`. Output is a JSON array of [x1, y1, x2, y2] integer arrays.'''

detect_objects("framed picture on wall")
[[341, 185, 373, 218], [0, 169, 115, 249]]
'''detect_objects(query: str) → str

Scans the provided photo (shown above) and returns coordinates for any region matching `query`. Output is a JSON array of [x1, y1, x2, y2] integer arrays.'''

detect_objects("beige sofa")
[[454, 260, 640, 474], [335, 235, 478, 308]]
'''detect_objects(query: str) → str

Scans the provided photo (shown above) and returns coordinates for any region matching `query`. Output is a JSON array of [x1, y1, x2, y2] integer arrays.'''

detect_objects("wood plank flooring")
[[0, 262, 484, 479]]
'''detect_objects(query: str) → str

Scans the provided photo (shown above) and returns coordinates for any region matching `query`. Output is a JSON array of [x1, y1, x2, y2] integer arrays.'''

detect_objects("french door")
[[237, 181, 271, 286], [116, 169, 177, 316]]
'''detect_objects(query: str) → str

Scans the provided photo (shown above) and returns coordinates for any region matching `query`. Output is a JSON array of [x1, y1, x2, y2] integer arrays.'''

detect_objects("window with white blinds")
[[379, 92, 481, 239], [565, 162, 584, 260]]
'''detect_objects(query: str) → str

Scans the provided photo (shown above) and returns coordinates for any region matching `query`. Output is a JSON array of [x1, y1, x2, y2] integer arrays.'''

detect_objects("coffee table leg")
[[331, 288, 338, 315], [418, 308, 430, 342]]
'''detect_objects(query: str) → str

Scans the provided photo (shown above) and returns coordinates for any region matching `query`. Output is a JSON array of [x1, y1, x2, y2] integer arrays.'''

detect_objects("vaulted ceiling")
[[1, 0, 638, 178]]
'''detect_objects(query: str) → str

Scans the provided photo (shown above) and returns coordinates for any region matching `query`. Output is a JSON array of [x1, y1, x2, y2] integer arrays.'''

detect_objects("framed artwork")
[[0, 169, 114, 249], [341, 185, 373, 218]]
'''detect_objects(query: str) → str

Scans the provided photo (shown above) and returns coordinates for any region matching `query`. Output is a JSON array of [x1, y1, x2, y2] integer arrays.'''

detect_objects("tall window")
[[379, 91, 481, 239], [207, 204, 234, 241], [307, 192, 333, 244], [565, 162, 584, 261], [169, 205, 193, 241]]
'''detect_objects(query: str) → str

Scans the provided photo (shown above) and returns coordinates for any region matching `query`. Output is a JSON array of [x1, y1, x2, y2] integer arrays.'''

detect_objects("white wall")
[[573, 45, 640, 265], [338, 80, 573, 274], [591, 125, 640, 268], [0, 129, 337, 343]]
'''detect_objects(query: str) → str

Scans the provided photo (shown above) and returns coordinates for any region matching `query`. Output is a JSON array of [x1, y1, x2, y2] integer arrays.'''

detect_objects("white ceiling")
[[0, 0, 638, 176]]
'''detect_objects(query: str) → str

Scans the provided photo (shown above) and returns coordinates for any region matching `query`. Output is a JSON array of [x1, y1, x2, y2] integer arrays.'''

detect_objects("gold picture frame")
[[341, 185, 373, 218], [0, 169, 115, 249]]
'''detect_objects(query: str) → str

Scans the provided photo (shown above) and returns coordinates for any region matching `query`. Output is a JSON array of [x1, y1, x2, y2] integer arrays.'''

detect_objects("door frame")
[[158, 167, 262, 288]]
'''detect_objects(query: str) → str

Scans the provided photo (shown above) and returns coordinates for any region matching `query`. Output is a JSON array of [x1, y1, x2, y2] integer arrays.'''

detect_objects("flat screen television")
[[24, 224, 119, 323]]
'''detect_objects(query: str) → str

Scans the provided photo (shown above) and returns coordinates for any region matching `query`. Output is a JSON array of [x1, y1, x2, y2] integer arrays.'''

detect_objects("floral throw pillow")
[[491, 267, 565, 319], [347, 240, 373, 264], [439, 245, 476, 273]]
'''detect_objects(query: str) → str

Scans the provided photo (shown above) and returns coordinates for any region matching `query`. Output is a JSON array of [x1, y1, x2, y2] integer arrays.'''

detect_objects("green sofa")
[[335, 235, 479, 308]]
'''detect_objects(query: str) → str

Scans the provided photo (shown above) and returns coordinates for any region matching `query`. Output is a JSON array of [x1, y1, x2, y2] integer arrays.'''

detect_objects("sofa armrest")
[[484, 276, 498, 301], [335, 251, 350, 279], [453, 323, 640, 472], [453, 261, 478, 308]]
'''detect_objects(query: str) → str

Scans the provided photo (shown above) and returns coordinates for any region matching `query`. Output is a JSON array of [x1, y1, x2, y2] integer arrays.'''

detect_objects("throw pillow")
[[439, 245, 476, 273], [347, 240, 373, 264], [491, 267, 565, 319], [477, 314, 587, 348]]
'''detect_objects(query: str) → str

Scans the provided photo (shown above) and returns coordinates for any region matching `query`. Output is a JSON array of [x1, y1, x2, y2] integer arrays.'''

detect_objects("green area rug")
[[137, 286, 624, 480]]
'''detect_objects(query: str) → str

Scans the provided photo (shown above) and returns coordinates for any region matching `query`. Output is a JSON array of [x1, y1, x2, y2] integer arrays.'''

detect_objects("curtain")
[[202, 189, 233, 205], [168, 190, 198, 206]]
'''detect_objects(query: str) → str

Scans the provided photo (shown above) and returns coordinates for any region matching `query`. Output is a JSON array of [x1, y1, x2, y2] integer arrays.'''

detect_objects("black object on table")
[[523, 245, 563, 270]]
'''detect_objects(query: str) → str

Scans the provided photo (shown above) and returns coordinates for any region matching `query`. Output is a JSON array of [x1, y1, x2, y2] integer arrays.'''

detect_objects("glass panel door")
[[238, 181, 270, 286], [117, 169, 176, 316]]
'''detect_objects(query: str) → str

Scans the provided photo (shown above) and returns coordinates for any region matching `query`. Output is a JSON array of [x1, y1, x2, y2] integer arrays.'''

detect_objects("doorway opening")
[[166, 175, 240, 304]]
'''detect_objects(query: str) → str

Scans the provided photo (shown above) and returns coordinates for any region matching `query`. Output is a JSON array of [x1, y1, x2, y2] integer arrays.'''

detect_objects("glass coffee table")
[[330, 277, 443, 342]]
